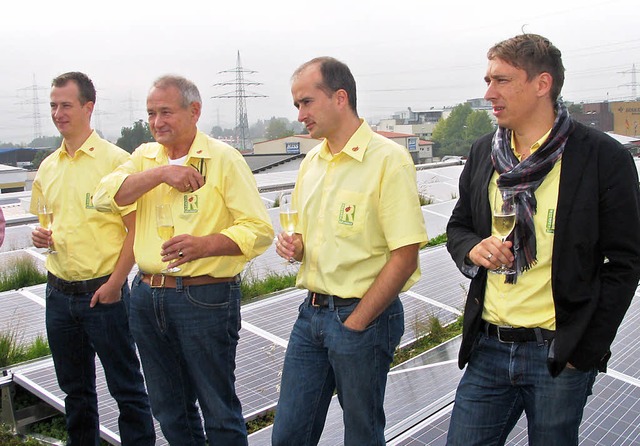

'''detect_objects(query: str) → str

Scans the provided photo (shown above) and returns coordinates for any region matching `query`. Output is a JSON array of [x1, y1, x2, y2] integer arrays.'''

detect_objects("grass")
[[425, 233, 447, 247], [0, 425, 42, 446], [246, 410, 275, 434], [241, 271, 297, 301], [0, 257, 47, 292], [418, 193, 434, 206], [391, 315, 463, 367], [0, 329, 50, 368]]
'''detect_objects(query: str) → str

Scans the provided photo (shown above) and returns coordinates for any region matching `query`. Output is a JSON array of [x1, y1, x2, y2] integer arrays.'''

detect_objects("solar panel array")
[[5, 161, 640, 445], [388, 291, 640, 446]]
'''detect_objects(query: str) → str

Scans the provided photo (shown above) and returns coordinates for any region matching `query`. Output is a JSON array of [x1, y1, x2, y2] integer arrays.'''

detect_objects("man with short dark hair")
[[272, 57, 428, 446], [31, 71, 154, 445], [446, 34, 640, 445], [94, 75, 273, 445]]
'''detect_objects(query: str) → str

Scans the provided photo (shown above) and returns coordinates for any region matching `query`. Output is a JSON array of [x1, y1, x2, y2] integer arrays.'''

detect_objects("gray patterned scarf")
[[490, 102, 573, 283]]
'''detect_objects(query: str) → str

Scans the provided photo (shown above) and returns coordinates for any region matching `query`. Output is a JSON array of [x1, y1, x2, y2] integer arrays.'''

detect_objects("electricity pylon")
[[212, 51, 267, 153]]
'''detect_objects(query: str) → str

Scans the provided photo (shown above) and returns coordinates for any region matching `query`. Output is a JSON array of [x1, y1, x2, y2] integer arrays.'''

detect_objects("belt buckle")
[[496, 325, 514, 343], [311, 292, 320, 307], [149, 274, 165, 288]]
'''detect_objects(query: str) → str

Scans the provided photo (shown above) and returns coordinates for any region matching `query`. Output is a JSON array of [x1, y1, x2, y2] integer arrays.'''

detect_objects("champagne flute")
[[490, 187, 516, 275], [37, 199, 57, 254], [156, 204, 181, 273], [278, 192, 298, 263]]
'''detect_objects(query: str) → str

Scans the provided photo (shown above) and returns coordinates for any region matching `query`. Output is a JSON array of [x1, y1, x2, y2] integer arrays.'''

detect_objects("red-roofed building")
[[251, 131, 432, 163]]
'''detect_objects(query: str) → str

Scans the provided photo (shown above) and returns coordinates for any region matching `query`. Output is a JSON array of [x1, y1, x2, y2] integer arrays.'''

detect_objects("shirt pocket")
[[332, 190, 366, 238]]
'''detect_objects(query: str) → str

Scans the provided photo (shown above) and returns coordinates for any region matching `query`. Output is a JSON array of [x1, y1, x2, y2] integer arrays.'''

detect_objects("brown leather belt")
[[140, 273, 238, 288]]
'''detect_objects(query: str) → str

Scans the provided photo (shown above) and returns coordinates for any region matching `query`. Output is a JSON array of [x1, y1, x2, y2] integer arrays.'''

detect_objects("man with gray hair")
[[94, 75, 273, 445]]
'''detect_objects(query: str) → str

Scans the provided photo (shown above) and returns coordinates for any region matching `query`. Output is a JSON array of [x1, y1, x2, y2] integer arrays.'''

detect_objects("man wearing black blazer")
[[446, 34, 640, 446]]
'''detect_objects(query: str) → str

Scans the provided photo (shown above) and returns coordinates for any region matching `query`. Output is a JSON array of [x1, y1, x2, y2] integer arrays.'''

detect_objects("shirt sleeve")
[[218, 156, 274, 260], [29, 172, 43, 215], [379, 161, 429, 251], [93, 152, 139, 215]]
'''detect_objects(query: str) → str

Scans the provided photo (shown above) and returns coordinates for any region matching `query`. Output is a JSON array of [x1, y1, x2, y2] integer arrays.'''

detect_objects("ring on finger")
[[178, 250, 184, 258], [487, 253, 493, 260]]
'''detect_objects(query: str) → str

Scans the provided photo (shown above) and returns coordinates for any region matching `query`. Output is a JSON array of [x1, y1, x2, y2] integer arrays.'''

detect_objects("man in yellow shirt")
[[273, 57, 428, 446], [31, 72, 154, 445], [94, 75, 273, 445], [446, 34, 640, 445]]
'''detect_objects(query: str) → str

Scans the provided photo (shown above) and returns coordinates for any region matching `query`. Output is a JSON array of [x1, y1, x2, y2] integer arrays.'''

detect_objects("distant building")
[[0, 147, 50, 169], [610, 101, 640, 137], [375, 108, 444, 140], [250, 130, 430, 166], [572, 102, 614, 132], [0, 164, 28, 193], [252, 134, 321, 156]]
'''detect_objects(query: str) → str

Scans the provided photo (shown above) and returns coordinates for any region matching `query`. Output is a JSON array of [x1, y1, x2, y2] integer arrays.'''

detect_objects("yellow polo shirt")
[[94, 131, 273, 277], [30, 130, 133, 281], [483, 130, 560, 329], [294, 120, 428, 298]]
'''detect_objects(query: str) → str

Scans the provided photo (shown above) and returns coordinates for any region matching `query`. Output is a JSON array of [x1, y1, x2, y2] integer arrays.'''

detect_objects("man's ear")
[[335, 89, 349, 109], [537, 72, 553, 98], [190, 101, 202, 120]]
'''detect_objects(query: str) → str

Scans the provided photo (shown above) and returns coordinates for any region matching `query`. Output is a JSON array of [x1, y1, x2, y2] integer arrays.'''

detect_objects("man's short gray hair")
[[152, 75, 202, 108]]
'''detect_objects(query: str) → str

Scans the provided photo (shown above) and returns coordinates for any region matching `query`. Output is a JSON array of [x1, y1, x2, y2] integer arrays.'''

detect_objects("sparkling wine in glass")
[[279, 192, 298, 263], [156, 204, 180, 273], [279, 192, 298, 236], [37, 199, 57, 254], [491, 187, 516, 275]]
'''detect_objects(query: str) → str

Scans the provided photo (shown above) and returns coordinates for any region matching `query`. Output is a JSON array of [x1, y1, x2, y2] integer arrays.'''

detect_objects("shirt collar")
[[510, 128, 552, 161], [318, 119, 372, 162], [145, 130, 213, 162], [57, 130, 101, 159]]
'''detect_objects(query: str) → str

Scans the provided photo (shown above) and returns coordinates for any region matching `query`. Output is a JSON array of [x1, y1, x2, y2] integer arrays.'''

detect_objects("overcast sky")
[[1, 0, 638, 144]]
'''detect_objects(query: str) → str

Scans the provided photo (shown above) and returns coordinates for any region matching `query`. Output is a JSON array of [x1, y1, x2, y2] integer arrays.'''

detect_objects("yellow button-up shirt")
[[30, 131, 132, 281], [94, 131, 273, 277], [294, 120, 428, 298], [483, 130, 560, 329]]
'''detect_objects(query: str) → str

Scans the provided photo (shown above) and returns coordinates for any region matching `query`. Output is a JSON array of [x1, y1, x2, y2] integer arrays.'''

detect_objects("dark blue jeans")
[[272, 295, 404, 446], [129, 274, 247, 446], [45, 282, 155, 446], [446, 332, 598, 446]]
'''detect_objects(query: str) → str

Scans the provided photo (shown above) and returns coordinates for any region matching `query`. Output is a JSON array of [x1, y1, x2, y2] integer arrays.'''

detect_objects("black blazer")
[[447, 121, 640, 376]]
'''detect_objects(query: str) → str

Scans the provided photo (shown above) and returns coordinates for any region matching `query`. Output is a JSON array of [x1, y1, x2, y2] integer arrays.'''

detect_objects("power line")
[[212, 51, 267, 153], [17, 74, 47, 142], [618, 64, 638, 98]]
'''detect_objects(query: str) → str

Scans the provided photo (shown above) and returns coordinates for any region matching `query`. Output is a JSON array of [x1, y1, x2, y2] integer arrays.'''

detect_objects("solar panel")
[[6, 163, 640, 445]]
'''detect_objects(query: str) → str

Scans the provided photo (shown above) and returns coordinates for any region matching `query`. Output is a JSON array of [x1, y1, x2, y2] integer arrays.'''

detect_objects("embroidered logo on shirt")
[[85, 193, 95, 209], [338, 204, 356, 225], [184, 194, 199, 213], [546, 209, 555, 233]]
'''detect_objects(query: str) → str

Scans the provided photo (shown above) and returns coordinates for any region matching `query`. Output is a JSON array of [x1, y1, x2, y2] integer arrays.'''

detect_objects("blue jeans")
[[45, 282, 155, 446], [446, 332, 598, 446], [129, 274, 247, 446], [272, 295, 404, 446]]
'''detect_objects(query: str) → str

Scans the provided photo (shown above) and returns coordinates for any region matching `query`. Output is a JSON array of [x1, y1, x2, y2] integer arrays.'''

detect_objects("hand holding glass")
[[156, 204, 180, 273], [490, 188, 516, 275], [278, 192, 298, 263], [37, 199, 56, 254]]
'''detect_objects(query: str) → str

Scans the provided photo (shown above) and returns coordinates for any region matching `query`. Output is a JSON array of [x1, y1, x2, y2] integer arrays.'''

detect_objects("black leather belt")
[[308, 291, 360, 307], [47, 272, 111, 295], [483, 321, 555, 343]]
